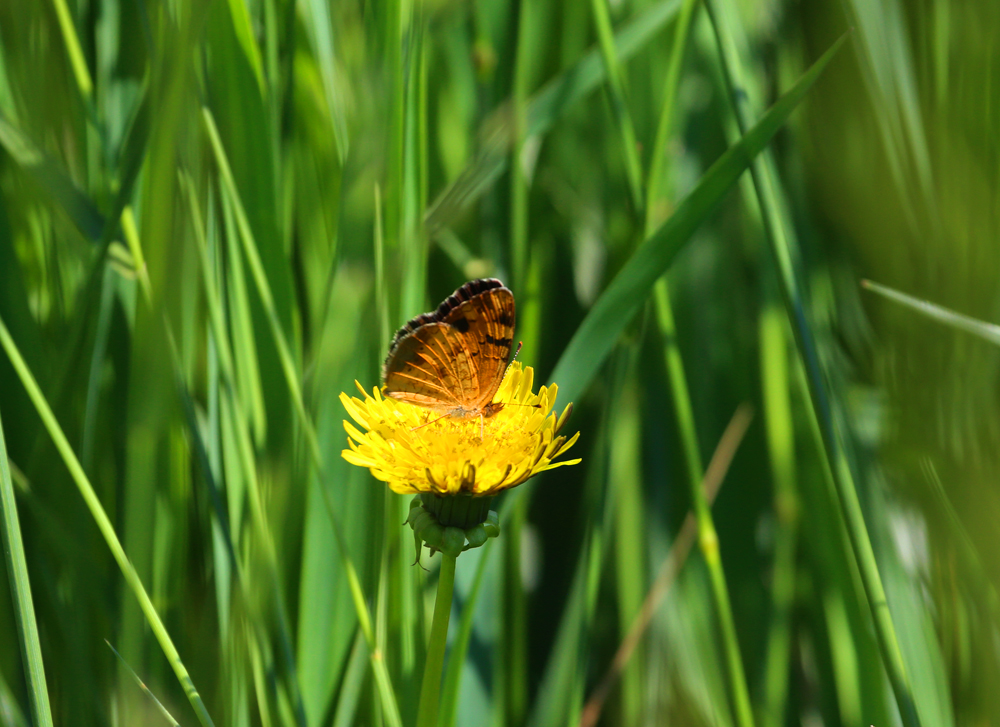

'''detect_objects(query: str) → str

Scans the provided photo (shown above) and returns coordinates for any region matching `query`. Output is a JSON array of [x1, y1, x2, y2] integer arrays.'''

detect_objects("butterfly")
[[382, 278, 515, 421]]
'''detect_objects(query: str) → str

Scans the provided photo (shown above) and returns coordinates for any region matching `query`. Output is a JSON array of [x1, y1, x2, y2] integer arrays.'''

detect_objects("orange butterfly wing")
[[382, 280, 515, 417]]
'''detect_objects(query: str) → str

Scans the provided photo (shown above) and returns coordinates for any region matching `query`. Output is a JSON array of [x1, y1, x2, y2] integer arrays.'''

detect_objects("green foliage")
[[0, 0, 998, 726]]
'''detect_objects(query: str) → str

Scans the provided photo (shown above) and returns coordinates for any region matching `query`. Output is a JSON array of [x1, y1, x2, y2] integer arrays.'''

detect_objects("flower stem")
[[416, 552, 457, 727]]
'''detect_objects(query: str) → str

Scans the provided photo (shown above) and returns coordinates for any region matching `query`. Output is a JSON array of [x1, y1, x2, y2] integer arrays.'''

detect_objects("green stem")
[[590, 0, 644, 213], [416, 552, 458, 727], [49, 0, 93, 99], [510, 0, 532, 289], [0, 408, 54, 727], [759, 299, 799, 727]]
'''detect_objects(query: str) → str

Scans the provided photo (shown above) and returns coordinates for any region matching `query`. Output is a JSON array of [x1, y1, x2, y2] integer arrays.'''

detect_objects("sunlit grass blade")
[[49, 0, 93, 98], [0, 671, 29, 727], [0, 114, 104, 242], [609, 386, 646, 726], [0, 316, 217, 727], [758, 300, 799, 727], [841, 0, 935, 225], [98, 91, 151, 247], [202, 107, 322, 464], [105, 640, 180, 727], [861, 279, 1000, 344], [299, 0, 348, 161], [509, 0, 532, 289], [0, 407, 53, 727], [644, 0, 699, 233], [224, 0, 265, 92], [424, 0, 684, 233], [551, 33, 848, 403]]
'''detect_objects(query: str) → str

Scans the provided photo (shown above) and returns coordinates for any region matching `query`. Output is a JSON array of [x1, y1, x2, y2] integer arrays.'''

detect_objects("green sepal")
[[406, 495, 500, 561]]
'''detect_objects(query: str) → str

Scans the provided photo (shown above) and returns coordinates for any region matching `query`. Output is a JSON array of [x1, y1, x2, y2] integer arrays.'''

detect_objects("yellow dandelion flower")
[[339, 362, 581, 498]]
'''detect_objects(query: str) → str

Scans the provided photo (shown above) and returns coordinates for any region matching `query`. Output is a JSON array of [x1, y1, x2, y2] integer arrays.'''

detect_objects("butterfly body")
[[382, 279, 515, 420]]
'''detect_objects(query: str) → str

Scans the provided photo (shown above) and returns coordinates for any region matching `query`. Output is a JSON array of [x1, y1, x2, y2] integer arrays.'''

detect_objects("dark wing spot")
[[485, 335, 513, 349], [452, 317, 470, 333]]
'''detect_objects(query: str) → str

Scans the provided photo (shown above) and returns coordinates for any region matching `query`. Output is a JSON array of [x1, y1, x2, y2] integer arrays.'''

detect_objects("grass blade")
[[48, 0, 93, 98], [590, 0, 644, 213], [202, 107, 322, 464], [105, 640, 181, 727], [758, 300, 799, 727], [224, 0, 265, 92], [0, 315, 217, 727], [551, 33, 848, 404], [861, 279, 1000, 345], [0, 407, 53, 727]]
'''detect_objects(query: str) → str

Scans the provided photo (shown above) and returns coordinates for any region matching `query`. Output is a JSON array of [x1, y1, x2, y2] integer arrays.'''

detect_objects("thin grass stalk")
[[700, 4, 921, 725], [510, 0, 532, 289], [332, 635, 369, 727], [375, 184, 390, 359], [106, 640, 181, 727], [395, 9, 427, 683], [642, 3, 756, 724], [401, 7, 427, 320], [385, 0, 406, 267], [0, 408, 53, 727], [610, 384, 647, 727], [48, 0, 93, 99], [0, 316, 217, 727], [202, 108, 323, 465], [416, 552, 458, 727], [526, 344, 631, 727], [498, 4, 535, 724], [375, 526, 391, 707], [248, 627, 275, 727], [758, 299, 799, 727], [80, 265, 117, 473], [587, 13, 712, 724], [644, 0, 699, 227], [590, 0, 644, 213]]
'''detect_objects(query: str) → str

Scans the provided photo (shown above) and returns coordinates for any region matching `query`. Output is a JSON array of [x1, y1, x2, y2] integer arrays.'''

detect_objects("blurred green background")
[[0, 0, 998, 725]]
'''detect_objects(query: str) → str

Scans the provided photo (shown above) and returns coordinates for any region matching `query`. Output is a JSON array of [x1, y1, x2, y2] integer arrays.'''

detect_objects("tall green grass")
[[1, 1, 998, 726]]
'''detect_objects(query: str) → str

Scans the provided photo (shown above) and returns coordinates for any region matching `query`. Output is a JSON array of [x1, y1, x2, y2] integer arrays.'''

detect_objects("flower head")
[[340, 363, 580, 496]]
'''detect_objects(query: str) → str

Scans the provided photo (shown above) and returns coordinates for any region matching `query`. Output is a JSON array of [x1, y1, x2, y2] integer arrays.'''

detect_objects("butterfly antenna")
[[495, 342, 541, 411], [409, 412, 451, 432]]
